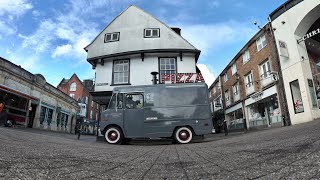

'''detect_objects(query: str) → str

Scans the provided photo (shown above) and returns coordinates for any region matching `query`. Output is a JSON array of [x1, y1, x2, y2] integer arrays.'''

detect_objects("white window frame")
[[256, 34, 267, 51], [232, 63, 237, 75], [243, 50, 250, 63], [104, 32, 120, 43], [90, 110, 93, 119], [85, 96, 88, 104], [260, 60, 271, 78], [245, 73, 253, 88], [159, 58, 176, 83], [213, 86, 216, 93], [91, 101, 93, 107], [70, 82, 76, 91], [224, 73, 228, 82], [218, 81, 221, 89], [144, 28, 160, 38], [113, 60, 129, 84], [233, 83, 239, 95], [225, 90, 230, 102]]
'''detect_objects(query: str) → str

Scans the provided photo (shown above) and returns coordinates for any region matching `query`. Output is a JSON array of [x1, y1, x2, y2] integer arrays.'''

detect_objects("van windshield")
[[107, 93, 123, 109]]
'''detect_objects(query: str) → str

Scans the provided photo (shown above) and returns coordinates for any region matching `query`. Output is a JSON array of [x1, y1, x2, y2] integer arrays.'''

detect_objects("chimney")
[[151, 72, 159, 85], [171, 27, 181, 35]]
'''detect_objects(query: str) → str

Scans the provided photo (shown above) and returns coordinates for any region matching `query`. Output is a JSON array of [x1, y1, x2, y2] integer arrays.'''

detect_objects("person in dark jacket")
[[0, 102, 8, 126]]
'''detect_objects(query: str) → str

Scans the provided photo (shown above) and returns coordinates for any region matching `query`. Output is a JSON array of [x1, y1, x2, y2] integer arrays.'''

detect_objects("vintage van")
[[99, 83, 213, 144]]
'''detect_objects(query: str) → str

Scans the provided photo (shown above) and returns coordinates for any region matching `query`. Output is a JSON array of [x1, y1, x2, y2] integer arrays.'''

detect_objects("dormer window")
[[144, 28, 160, 38], [104, 32, 120, 43]]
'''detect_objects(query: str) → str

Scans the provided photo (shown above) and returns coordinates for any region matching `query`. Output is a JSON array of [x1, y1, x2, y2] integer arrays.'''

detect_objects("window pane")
[[145, 30, 151, 37], [112, 33, 118, 40], [290, 80, 304, 113], [160, 65, 165, 70], [170, 58, 174, 64], [106, 34, 111, 41], [171, 64, 175, 69], [152, 29, 158, 37], [166, 59, 170, 64]]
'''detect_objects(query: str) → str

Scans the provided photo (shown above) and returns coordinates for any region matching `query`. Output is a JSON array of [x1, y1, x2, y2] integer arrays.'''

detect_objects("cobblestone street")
[[1, 120, 320, 179]]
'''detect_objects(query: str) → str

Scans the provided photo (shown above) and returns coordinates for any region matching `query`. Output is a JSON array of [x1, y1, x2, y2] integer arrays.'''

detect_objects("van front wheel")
[[105, 127, 123, 144], [174, 127, 193, 144]]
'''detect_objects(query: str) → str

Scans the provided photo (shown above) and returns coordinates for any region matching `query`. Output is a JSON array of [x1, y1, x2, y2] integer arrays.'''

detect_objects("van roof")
[[113, 83, 208, 92]]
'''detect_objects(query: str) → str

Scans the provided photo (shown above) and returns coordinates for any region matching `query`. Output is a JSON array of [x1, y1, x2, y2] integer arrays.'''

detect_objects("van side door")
[[123, 93, 144, 138]]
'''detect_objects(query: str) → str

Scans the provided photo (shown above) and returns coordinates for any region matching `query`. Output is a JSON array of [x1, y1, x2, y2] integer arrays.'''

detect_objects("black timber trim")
[[87, 49, 201, 66]]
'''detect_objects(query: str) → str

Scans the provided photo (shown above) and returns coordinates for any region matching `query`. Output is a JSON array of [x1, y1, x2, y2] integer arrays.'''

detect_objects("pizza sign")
[[161, 73, 205, 84]]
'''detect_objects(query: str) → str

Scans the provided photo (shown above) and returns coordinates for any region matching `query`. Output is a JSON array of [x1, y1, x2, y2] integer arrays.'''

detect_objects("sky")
[[0, 0, 287, 87]]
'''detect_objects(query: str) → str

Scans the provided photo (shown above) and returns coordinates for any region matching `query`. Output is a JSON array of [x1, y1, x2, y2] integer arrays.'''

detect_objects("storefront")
[[270, 0, 320, 124], [245, 86, 282, 129], [0, 84, 38, 126], [225, 103, 244, 130]]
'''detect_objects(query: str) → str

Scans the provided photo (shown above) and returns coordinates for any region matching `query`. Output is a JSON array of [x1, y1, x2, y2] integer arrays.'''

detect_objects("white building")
[[270, 0, 320, 124], [84, 5, 203, 106]]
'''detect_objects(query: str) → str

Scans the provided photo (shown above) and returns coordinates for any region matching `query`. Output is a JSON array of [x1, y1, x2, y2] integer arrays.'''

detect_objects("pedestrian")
[[75, 116, 83, 140], [0, 101, 8, 126], [223, 119, 228, 136]]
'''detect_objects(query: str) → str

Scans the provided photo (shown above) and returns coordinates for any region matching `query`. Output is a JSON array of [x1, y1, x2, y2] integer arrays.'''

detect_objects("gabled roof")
[[84, 5, 198, 51]]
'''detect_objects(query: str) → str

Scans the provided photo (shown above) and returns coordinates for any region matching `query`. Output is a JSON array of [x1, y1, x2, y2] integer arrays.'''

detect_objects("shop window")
[[290, 80, 304, 114], [308, 79, 318, 108], [40, 106, 53, 125], [243, 49, 250, 63], [113, 60, 129, 84], [159, 58, 176, 83]]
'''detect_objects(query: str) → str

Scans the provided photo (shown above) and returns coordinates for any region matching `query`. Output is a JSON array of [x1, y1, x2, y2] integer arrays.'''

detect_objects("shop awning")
[[0, 84, 39, 101]]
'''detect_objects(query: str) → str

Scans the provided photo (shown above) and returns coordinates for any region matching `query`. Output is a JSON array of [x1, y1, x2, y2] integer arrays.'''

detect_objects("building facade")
[[84, 5, 204, 106], [209, 24, 286, 130], [0, 57, 79, 132], [270, 0, 320, 125], [57, 74, 100, 133]]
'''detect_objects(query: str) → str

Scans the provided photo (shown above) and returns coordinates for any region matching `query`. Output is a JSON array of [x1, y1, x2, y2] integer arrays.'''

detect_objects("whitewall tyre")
[[174, 127, 193, 144], [105, 127, 123, 144]]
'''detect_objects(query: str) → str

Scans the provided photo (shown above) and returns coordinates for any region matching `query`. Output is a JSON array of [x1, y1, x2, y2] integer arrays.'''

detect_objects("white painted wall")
[[94, 53, 196, 92], [85, 6, 197, 59], [271, 0, 320, 124]]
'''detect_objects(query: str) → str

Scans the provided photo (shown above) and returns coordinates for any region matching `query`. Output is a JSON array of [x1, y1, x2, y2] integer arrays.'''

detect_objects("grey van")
[[99, 83, 213, 144]]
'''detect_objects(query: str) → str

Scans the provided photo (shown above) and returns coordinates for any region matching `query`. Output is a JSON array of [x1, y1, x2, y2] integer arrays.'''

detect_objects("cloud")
[[180, 21, 255, 56], [197, 64, 215, 86], [0, 0, 32, 37], [209, 1, 220, 8], [0, 0, 32, 16], [19, 20, 56, 53]]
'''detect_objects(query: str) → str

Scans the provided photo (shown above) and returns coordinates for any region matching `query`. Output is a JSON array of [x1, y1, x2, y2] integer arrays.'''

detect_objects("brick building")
[[209, 23, 288, 131], [0, 57, 79, 133], [57, 74, 100, 124]]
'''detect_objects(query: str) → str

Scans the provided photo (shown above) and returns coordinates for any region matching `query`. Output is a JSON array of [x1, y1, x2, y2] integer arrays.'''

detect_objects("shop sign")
[[96, 83, 108, 86], [298, 28, 320, 43], [161, 73, 205, 84], [279, 40, 289, 57], [251, 91, 264, 101]]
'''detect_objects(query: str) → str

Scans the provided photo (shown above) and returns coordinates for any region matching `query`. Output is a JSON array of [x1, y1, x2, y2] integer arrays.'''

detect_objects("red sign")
[[161, 73, 205, 84]]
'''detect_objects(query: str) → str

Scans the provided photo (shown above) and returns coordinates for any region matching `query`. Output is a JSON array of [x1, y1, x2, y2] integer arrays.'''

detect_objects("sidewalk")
[[1, 126, 97, 142]]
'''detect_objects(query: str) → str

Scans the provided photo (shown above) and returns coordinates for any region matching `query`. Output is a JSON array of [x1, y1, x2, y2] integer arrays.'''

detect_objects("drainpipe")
[[267, 19, 291, 126]]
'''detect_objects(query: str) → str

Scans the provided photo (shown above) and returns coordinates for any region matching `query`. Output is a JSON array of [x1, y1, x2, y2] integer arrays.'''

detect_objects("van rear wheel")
[[105, 127, 123, 144], [174, 127, 193, 144]]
